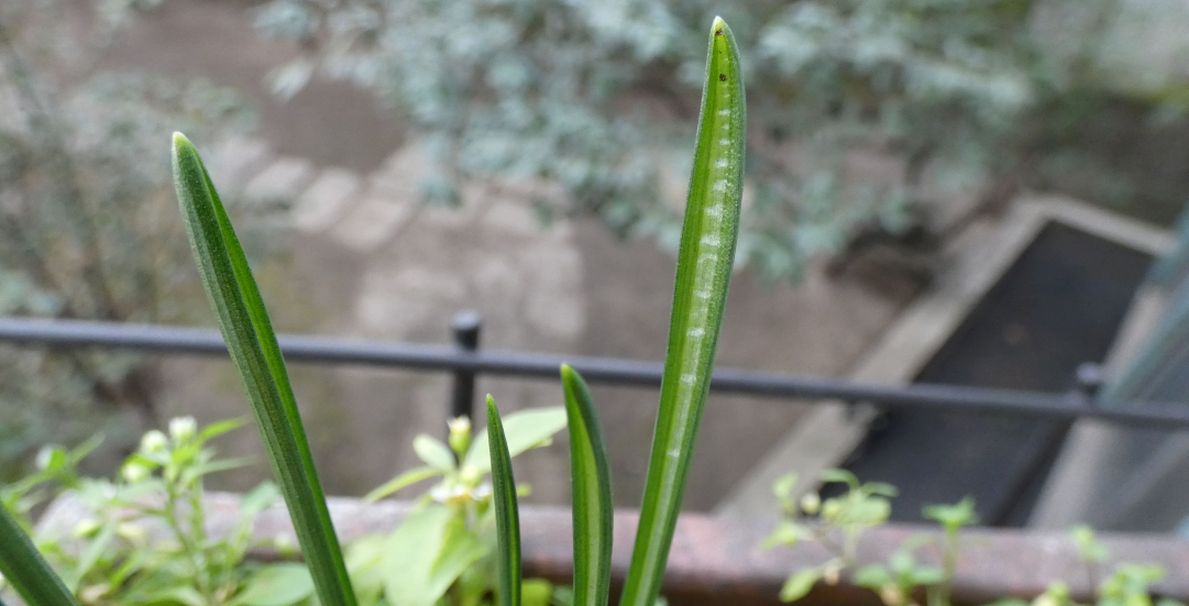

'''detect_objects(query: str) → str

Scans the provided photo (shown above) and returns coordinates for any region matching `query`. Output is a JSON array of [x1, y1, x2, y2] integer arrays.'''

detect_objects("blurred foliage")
[[255, 0, 1189, 276], [0, 0, 270, 474], [255, 0, 1039, 280]]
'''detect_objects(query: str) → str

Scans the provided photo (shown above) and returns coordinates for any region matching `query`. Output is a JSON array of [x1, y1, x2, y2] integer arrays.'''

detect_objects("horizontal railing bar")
[[1, 316, 1188, 429]]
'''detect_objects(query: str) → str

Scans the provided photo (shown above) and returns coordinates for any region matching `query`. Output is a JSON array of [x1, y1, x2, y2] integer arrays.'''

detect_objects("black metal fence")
[[2, 315, 1189, 430]]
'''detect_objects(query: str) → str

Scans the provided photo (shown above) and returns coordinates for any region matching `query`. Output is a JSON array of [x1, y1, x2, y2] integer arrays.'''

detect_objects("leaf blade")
[[620, 17, 746, 606], [171, 132, 356, 606], [363, 466, 443, 502], [486, 395, 522, 606], [0, 502, 79, 606], [560, 364, 612, 606]]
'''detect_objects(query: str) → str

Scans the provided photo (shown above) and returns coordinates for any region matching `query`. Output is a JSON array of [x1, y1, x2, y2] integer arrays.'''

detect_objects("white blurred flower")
[[168, 416, 197, 442], [447, 416, 472, 456], [121, 462, 150, 483], [139, 430, 168, 456]]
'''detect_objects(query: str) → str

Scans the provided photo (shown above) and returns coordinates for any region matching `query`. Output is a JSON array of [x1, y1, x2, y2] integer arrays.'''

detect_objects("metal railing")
[[1, 315, 1189, 430]]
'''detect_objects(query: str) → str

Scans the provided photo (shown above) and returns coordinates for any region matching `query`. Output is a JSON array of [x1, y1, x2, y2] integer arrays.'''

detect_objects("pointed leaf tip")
[[712, 16, 727, 34]]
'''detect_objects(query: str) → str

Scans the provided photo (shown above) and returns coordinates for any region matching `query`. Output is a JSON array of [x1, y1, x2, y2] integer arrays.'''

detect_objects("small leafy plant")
[[0, 411, 569, 606], [765, 470, 902, 601], [770, 472, 1185, 606], [0, 416, 280, 605], [0, 14, 746, 606]]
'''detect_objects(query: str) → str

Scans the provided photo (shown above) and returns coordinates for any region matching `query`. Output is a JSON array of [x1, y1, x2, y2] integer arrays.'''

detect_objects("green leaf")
[[171, 132, 356, 606], [560, 364, 613, 606], [428, 514, 488, 597], [818, 469, 859, 489], [779, 569, 820, 602], [762, 520, 809, 550], [362, 466, 443, 502], [922, 496, 977, 531], [620, 17, 746, 606], [199, 417, 249, 441], [463, 406, 567, 473], [0, 499, 79, 606], [382, 506, 454, 605], [232, 563, 315, 606], [240, 481, 281, 516], [851, 564, 892, 587], [522, 579, 554, 606], [413, 434, 456, 472], [487, 395, 522, 606]]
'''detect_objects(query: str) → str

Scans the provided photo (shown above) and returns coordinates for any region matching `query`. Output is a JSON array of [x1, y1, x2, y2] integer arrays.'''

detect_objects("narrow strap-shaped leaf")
[[171, 133, 356, 606], [620, 17, 745, 606], [486, 395, 521, 606], [560, 364, 612, 606], [0, 502, 79, 605]]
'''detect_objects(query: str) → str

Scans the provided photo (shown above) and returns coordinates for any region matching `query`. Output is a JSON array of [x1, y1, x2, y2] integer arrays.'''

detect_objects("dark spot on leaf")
[[718, 74, 727, 81], [714, 30, 723, 36]]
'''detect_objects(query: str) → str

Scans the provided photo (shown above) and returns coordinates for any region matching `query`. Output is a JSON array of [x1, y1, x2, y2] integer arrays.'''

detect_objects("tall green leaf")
[[620, 17, 746, 606], [0, 502, 78, 605], [486, 395, 521, 606], [560, 364, 612, 606], [171, 132, 356, 605]]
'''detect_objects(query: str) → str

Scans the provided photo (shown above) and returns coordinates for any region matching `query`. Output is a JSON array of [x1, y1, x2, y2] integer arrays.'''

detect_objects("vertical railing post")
[[449, 310, 482, 427], [1072, 362, 1104, 405]]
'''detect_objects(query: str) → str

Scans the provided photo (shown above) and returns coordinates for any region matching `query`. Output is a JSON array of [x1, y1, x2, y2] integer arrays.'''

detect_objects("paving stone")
[[369, 144, 431, 201], [293, 168, 363, 232], [480, 200, 541, 237], [326, 195, 417, 253], [243, 157, 317, 202], [517, 241, 586, 339], [206, 136, 272, 192]]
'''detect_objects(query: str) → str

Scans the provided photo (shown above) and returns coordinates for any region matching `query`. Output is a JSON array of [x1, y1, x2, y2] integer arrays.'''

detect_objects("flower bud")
[[121, 462, 150, 483], [169, 416, 197, 443], [139, 430, 168, 456], [274, 533, 296, 556], [447, 416, 472, 457]]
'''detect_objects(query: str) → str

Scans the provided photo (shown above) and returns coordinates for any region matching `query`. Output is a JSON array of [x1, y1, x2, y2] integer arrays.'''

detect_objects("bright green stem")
[[486, 395, 522, 606], [620, 16, 746, 606], [171, 133, 356, 606], [0, 503, 79, 606], [560, 364, 613, 606]]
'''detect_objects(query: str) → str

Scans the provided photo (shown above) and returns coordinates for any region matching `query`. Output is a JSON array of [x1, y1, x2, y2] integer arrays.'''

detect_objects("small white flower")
[[273, 533, 296, 555], [121, 462, 150, 483], [168, 416, 197, 443], [448, 416, 472, 456], [139, 430, 168, 456]]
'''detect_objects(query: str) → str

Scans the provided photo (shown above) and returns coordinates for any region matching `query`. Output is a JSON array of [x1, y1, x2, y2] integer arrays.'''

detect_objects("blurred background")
[[2, 0, 1188, 531]]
